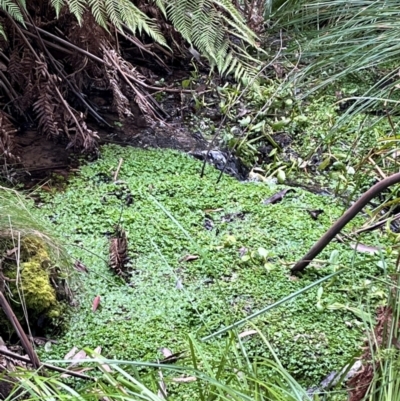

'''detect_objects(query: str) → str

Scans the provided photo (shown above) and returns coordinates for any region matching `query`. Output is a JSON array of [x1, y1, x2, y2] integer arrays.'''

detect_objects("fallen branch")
[[354, 211, 400, 235], [291, 172, 400, 274], [0, 291, 40, 369]]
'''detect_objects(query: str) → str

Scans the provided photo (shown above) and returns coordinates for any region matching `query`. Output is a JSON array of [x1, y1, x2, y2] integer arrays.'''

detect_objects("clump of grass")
[[0, 186, 67, 262], [6, 334, 312, 401], [345, 273, 400, 401], [0, 186, 72, 336]]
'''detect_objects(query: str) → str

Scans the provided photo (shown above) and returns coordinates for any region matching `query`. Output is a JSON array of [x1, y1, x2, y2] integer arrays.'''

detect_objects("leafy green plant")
[[240, 246, 277, 272], [349, 274, 400, 401]]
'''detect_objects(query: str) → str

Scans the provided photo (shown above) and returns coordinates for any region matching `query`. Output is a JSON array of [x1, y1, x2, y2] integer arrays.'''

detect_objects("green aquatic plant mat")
[[39, 144, 394, 386]]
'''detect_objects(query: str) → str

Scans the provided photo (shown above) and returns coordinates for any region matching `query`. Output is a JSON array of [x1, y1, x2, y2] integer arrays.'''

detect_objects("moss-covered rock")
[[1, 236, 67, 335]]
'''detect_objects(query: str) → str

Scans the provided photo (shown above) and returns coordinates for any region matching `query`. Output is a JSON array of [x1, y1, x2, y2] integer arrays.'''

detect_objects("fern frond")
[[213, 0, 256, 43], [220, 50, 233, 74], [153, 0, 166, 17], [166, 0, 198, 43], [50, 0, 65, 18], [163, 0, 259, 82], [0, 0, 24, 23], [213, 39, 229, 68], [87, 0, 108, 29], [225, 55, 238, 76], [221, 15, 256, 44], [119, 0, 167, 46], [104, 0, 122, 28], [68, 0, 86, 24], [192, 5, 225, 59]]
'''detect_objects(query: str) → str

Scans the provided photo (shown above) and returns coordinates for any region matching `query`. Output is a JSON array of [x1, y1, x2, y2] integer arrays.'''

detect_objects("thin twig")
[[0, 348, 95, 381], [0, 70, 19, 100], [113, 158, 123, 181], [0, 291, 40, 369], [354, 211, 400, 235], [24, 22, 103, 63], [116, 26, 170, 71], [22, 29, 74, 55], [368, 156, 386, 180], [102, 48, 162, 121]]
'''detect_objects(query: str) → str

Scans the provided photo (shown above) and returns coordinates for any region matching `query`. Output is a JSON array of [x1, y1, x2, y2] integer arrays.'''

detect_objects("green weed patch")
[[38, 144, 393, 386]]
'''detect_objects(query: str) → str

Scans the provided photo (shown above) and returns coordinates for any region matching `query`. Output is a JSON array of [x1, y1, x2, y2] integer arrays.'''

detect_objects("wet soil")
[[10, 87, 246, 187], [12, 120, 210, 187]]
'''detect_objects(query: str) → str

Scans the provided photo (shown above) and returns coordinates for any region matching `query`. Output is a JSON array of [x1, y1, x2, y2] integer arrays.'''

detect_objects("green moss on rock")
[[1, 237, 64, 334]]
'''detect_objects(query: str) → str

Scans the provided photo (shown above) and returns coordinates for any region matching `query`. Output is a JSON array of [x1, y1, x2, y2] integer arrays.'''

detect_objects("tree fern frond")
[[166, 0, 198, 42], [225, 56, 238, 76], [0, 23, 5, 39], [119, 0, 167, 46], [213, 0, 257, 43], [192, 7, 224, 59], [17, 0, 26, 11], [221, 17, 259, 47], [104, 0, 122, 29], [223, 51, 257, 83], [50, 0, 65, 18], [164, 0, 259, 81], [0, 0, 24, 23], [153, 0, 166, 17], [87, 0, 108, 29], [219, 50, 233, 74], [68, 0, 86, 24], [213, 40, 229, 66]]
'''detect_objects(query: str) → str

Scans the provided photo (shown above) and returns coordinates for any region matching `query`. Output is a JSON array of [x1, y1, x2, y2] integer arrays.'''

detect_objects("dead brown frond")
[[66, 115, 99, 151], [7, 50, 24, 85], [109, 225, 130, 279], [8, 48, 36, 113], [104, 56, 133, 120], [0, 0, 198, 159], [0, 111, 19, 164], [65, 12, 109, 89], [103, 47, 161, 126], [33, 79, 61, 139], [29, 52, 99, 151]]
